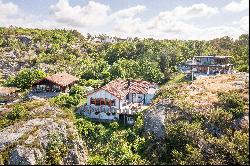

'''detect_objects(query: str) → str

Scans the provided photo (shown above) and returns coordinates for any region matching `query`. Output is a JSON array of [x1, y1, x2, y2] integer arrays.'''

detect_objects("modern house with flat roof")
[[180, 55, 233, 76]]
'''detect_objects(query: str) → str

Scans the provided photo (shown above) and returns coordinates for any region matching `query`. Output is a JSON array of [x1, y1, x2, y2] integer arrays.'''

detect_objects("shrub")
[[171, 144, 205, 165], [87, 155, 108, 165], [168, 72, 190, 84], [218, 91, 245, 119], [4, 68, 47, 90], [45, 132, 68, 165], [69, 85, 86, 97], [79, 79, 103, 89], [52, 94, 80, 108], [207, 108, 233, 131], [7, 105, 27, 121], [109, 121, 119, 130], [75, 115, 147, 165]]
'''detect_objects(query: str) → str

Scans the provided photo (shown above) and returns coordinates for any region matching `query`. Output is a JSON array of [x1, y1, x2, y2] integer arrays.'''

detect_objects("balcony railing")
[[79, 104, 136, 115]]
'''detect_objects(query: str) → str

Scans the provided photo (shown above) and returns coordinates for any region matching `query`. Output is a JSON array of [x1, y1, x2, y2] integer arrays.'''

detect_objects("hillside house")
[[0, 87, 19, 104], [79, 79, 159, 125], [180, 55, 233, 76], [32, 72, 79, 93]]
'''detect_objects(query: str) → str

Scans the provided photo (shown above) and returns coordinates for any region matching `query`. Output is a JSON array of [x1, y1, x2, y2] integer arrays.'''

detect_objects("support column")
[[228, 65, 231, 74], [207, 67, 210, 75], [124, 114, 126, 125], [119, 99, 120, 109], [143, 94, 146, 104]]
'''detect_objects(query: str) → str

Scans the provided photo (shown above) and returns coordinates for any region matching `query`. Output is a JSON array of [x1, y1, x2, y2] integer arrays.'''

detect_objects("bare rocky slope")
[[0, 101, 87, 165]]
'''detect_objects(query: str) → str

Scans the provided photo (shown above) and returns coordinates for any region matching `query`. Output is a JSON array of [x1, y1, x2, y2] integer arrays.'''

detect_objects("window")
[[52, 85, 60, 92], [90, 98, 95, 105], [37, 85, 46, 91], [127, 117, 134, 123], [100, 99, 105, 105], [122, 102, 127, 107], [90, 98, 116, 106], [96, 99, 100, 105], [111, 100, 116, 106]]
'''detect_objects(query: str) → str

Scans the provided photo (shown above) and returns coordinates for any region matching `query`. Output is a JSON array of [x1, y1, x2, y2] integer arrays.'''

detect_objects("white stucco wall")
[[120, 97, 127, 108], [127, 93, 141, 103], [127, 93, 146, 103], [136, 94, 144, 103], [145, 87, 158, 104], [128, 93, 132, 103], [145, 94, 154, 104]]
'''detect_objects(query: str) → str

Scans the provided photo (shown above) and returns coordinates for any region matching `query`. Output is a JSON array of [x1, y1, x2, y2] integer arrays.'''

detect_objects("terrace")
[[78, 102, 148, 117]]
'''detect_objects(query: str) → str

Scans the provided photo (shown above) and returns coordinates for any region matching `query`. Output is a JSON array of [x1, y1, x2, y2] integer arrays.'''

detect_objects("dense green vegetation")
[[49, 90, 150, 165], [4, 69, 47, 90], [146, 88, 249, 165], [75, 113, 150, 165], [0, 27, 249, 90], [0, 27, 249, 165], [45, 132, 69, 165], [0, 101, 45, 130]]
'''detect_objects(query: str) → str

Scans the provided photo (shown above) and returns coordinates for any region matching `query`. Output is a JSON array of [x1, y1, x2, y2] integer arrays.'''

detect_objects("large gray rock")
[[0, 106, 87, 165], [144, 105, 166, 140], [8, 146, 42, 165], [0, 118, 54, 151], [17, 35, 32, 45], [143, 99, 189, 140]]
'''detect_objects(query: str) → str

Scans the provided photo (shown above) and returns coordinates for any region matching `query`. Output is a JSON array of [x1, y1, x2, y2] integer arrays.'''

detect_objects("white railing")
[[81, 104, 136, 115], [82, 105, 117, 113]]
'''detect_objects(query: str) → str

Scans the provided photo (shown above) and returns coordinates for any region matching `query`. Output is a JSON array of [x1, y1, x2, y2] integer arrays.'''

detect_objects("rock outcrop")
[[144, 74, 249, 139], [8, 146, 42, 165], [0, 105, 87, 165]]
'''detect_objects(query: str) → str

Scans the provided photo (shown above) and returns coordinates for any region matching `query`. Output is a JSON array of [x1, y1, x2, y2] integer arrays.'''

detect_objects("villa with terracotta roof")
[[32, 72, 79, 93], [79, 79, 159, 124]]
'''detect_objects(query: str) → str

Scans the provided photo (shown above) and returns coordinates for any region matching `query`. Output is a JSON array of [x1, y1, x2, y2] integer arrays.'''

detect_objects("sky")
[[0, 0, 249, 40]]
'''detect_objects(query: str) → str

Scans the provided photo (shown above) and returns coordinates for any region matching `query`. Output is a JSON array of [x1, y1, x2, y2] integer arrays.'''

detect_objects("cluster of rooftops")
[[0, 55, 234, 100], [0, 55, 234, 124], [0, 72, 158, 124], [0, 72, 158, 103]]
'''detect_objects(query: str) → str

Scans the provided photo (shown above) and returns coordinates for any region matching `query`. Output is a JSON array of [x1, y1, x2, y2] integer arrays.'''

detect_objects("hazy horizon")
[[0, 0, 249, 40]]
